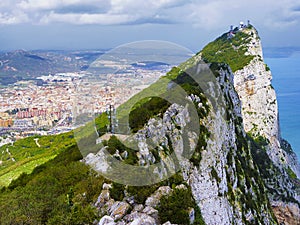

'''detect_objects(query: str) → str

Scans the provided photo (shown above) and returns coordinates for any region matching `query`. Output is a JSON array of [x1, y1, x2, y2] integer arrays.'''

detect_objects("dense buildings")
[[0, 64, 170, 145]]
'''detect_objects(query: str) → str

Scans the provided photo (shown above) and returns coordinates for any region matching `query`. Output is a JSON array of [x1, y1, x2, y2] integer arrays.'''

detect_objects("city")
[[0, 60, 172, 146]]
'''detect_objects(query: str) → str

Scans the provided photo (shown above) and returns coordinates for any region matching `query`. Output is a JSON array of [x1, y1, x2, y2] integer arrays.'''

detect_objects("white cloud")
[[0, 0, 193, 25], [0, 11, 29, 24], [40, 11, 137, 25], [181, 0, 300, 31], [0, 0, 299, 29]]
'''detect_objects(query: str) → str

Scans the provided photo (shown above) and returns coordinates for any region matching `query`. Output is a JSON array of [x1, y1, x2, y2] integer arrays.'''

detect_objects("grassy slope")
[[200, 27, 255, 72], [0, 132, 75, 187], [0, 146, 105, 225]]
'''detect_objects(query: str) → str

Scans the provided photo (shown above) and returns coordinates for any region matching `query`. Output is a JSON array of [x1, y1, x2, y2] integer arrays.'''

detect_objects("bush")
[[127, 185, 158, 204], [110, 182, 125, 201], [129, 97, 170, 132], [158, 188, 205, 225], [0, 146, 104, 224]]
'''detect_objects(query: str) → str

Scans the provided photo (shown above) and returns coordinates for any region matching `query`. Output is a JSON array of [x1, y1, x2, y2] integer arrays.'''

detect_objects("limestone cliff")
[[201, 24, 300, 224], [232, 27, 300, 178], [84, 25, 300, 225]]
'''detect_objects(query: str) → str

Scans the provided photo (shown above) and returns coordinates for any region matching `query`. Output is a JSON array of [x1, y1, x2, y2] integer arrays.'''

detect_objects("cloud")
[[54, 4, 110, 14], [183, 0, 300, 31], [0, 0, 192, 25], [0, 11, 29, 24], [0, 0, 299, 30], [39, 12, 137, 25], [263, 2, 300, 29]]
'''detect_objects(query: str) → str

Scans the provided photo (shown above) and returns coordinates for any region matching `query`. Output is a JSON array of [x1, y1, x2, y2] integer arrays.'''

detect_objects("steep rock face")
[[231, 27, 300, 207], [186, 64, 276, 224], [232, 27, 300, 178], [200, 25, 300, 223]]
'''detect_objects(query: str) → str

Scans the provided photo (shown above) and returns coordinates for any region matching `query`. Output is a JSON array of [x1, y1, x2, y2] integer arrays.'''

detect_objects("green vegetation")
[[249, 133, 300, 207], [0, 132, 75, 187], [224, 122, 279, 223], [201, 29, 254, 72], [0, 146, 105, 224], [158, 188, 205, 225], [211, 167, 221, 184], [128, 185, 160, 204], [95, 112, 110, 135], [106, 135, 138, 165], [286, 167, 297, 180], [110, 172, 184, 204], [110, 182, 125, 201], [129, 97, 170, 132], [253, 135, 269, 147]]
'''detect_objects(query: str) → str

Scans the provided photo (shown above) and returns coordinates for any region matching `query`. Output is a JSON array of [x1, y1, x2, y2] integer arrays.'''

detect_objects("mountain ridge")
[[0, 25, 299, 224]]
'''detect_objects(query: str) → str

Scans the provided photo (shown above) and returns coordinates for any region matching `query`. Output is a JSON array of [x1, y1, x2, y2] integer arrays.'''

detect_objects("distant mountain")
[[131, 61, 170, 70], [0, 49, 105, 85]]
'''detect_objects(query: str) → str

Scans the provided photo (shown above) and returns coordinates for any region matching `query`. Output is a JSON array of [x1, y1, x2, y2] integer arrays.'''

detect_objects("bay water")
[[265, 53, 300, 159]]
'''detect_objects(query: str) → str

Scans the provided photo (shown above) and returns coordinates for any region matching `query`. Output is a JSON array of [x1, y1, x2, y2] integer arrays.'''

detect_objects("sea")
[[264, 50, 300, 159]]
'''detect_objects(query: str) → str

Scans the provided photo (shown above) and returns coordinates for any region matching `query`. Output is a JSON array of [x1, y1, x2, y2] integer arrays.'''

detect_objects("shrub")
[[158, 188, 205, 225]]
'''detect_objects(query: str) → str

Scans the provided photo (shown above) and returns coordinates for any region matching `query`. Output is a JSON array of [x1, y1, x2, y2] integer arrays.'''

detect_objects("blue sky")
[[1, 0, 300, 51]]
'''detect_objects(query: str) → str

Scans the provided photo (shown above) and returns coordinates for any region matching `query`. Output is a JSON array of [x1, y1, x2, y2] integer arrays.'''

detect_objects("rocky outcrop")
[[272, 202, 300, 225], [108, 201, 131, 220], [85, 25, 300, 225], [95, 184, 185, 225], [145, 186, 173, 208]]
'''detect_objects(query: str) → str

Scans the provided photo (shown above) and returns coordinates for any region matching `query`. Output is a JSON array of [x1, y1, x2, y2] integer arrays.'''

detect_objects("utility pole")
[[107, 104, 117, 134], [109, 104, 113, 133]]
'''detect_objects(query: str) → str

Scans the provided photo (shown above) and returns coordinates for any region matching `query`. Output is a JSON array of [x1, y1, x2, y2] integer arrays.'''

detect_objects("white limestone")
[[233, 27, 300, 178]]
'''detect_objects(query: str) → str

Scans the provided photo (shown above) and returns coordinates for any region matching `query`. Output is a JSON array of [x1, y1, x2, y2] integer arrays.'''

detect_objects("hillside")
[[0, 50, 104, 85], [0, 25, 300, 224]]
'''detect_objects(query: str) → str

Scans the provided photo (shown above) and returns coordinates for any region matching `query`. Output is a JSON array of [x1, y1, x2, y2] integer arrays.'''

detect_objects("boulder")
[[109, 201, 131, 220], [132, 204, 144, 212], [129, 216, 156, 225], [95, 190, 110, 208], [188, 208, 195, 224], [145, 186, 173, 207], [142, 206, 159, 223], [103, 183, 112, 190], [125, 212, 156, 225], [98, 215, 115, 225]]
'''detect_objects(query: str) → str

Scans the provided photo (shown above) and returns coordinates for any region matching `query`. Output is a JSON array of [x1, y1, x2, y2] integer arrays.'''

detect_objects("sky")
[[1, 0, 300, 51]]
